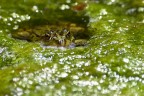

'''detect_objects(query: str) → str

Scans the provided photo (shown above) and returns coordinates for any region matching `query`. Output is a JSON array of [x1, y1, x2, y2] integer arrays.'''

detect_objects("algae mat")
[[0, 0, 144, 96]]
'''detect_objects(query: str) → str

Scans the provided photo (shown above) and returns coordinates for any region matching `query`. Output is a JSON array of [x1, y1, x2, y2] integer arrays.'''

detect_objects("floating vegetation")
[[1, 0, 144, 96]]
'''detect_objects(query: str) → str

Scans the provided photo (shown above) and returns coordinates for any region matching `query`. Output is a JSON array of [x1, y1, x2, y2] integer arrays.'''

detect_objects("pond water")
[[0, 0, 144, 96]]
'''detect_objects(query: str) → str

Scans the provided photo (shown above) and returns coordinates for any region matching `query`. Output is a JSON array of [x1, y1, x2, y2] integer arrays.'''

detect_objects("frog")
[[11, 22, 89, 48]]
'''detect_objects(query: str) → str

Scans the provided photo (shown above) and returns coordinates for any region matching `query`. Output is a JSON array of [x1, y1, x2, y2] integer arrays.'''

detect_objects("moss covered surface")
[[0, 0, 144, 95]]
